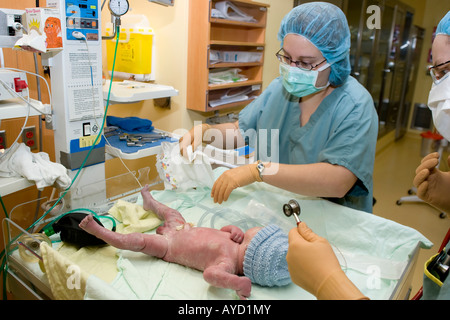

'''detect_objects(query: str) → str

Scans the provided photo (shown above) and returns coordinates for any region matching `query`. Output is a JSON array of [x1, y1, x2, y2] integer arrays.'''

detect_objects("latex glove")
[[179, 123, 211, 158], [287, 223, 368, 300], [211, 163, 262, 203], [413, 152, 450, 214]]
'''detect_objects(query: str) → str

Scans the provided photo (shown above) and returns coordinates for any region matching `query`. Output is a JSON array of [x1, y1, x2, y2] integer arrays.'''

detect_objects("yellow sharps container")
[[106, 15, 155, 81]]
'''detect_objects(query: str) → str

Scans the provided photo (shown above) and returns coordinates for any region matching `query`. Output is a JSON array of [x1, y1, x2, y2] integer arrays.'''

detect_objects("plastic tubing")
[[26, 26, 121, 233]]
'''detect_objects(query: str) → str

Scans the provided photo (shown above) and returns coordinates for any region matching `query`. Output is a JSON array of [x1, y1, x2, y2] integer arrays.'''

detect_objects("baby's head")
[[242, 224, 291, 287]]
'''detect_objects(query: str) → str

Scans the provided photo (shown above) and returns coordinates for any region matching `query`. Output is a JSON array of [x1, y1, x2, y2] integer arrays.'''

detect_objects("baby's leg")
[[79, 215, 168, 258], [141, 184, 185, 228]]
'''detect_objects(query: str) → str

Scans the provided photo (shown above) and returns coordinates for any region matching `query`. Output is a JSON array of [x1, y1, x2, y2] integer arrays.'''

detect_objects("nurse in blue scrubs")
[[180, 2, 378, 213], [286, 10, 450, 301]]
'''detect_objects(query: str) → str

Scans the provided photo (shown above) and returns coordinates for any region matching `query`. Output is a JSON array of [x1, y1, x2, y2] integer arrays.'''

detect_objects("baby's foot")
[[236, 277, 252, 300], [140, 184, 185, 227], [141, 184, 156, 211], [79, 215, 102, 235]]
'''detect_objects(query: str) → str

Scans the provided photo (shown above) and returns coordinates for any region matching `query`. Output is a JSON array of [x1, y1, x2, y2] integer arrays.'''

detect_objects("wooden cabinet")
[[187, 0, 269, 112]]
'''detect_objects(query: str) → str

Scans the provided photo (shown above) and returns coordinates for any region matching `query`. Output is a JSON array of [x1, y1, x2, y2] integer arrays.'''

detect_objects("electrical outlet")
[[22, 126, 37, 150], [0, 130, 6, 149]]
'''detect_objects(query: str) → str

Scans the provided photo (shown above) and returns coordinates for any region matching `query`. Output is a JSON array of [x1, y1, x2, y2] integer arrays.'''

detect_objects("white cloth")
[[14, 29, 47, 53], [156, 142, 215, 191], [0, 143, 71, 190]]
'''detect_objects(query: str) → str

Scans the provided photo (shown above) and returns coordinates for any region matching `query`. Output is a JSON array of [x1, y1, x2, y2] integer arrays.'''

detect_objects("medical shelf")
[[0, 98, 49, 120], [187, 0, 269, 113], [103, 80, 179, 104], [0, 176, 34, 196], [104, 129, 180, 160], [102, 80, 179, 160], [208, 79, 262, 90], [105, 143, 163, 160]]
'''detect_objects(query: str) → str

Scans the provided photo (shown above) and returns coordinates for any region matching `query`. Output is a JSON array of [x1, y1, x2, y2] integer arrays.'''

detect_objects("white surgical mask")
[[279, 62, 331, 98], [428, 72, 450, 141]]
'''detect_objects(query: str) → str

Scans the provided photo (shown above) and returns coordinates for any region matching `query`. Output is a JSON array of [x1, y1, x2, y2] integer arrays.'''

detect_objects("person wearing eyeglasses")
[[180, 2, 378, 213], [287, 11, 450, 301], [413, 11, 450, 217]]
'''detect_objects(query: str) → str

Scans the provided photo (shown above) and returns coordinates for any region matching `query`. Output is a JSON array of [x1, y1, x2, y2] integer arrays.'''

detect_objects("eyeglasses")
[[276, 48, 327, 71], [429, 60, 450, 84]]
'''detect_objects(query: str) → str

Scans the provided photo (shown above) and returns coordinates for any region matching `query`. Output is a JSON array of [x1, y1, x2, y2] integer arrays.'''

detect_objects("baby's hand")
[[221, 225, 244, 243]]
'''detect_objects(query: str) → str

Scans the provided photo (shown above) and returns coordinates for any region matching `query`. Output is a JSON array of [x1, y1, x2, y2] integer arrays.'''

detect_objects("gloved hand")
[[179, 123, 211, 158], [287, 223, 368, 300], [413, 152, 450, 214], [211, 163, 262, 203]]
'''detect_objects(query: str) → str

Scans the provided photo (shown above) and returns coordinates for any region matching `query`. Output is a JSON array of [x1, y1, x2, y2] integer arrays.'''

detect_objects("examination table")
[[4, 167, 432, 300]]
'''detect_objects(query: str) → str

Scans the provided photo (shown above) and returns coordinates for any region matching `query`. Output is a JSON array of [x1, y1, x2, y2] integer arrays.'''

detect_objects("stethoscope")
[[283, 199, 301, 225]]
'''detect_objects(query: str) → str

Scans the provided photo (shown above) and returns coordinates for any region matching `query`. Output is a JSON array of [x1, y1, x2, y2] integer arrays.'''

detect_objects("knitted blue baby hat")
[[243, 224, 291, 287]]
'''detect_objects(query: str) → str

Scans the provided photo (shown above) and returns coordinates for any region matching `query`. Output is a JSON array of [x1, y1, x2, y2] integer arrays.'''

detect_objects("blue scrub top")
[[239, 76, 378, 213]]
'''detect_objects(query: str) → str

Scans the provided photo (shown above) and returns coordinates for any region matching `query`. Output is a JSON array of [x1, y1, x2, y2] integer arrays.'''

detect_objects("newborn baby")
[[79, 184, 290, 299]]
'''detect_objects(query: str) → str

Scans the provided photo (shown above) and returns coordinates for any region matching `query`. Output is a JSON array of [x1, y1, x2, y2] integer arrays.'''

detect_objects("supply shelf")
[[103, 80, 179, 104], [104, 129, 180, 160], [0, 176, 34, 196], [0, 98, 50, 119]]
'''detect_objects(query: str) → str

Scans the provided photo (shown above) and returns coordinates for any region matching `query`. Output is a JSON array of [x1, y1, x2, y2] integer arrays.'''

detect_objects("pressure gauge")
[[108, 0, 129, 17]]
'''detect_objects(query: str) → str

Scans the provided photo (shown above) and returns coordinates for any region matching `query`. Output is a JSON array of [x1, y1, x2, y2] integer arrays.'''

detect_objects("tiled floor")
[[372, 133, 450, 299]]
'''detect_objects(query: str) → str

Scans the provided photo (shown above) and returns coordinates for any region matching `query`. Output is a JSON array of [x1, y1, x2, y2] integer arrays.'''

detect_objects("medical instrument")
[[427, 247, 450, 282], [108, 0, 129, 18], [119, 132, 167, 147], [119, 132, 167, 141], [71, 31, 86, 40], [283, 199, 301, 225]]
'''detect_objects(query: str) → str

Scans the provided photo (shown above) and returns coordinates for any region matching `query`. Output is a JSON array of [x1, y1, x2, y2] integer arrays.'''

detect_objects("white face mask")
[[428, 73, 450, 141]]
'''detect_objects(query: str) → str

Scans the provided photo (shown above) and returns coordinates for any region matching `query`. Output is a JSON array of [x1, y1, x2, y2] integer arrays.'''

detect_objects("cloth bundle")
[[108, 199, 162, 234], [0, 143, 71, 190], [106, 116, 154, 133], [156, 142, 215, 191]]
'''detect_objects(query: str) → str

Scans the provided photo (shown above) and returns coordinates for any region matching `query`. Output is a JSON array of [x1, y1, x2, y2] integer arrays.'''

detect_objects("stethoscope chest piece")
[[283, 199, 301, 224]]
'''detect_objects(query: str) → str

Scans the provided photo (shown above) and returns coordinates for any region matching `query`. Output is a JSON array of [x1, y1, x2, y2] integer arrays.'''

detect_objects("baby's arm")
[[203, 264, 251, 300], [220, 225, 244, 243]]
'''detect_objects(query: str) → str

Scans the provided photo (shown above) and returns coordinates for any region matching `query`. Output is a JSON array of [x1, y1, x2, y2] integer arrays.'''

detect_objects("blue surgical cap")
[[436, 11, 450, 36], [277, 2, 351, 86]]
